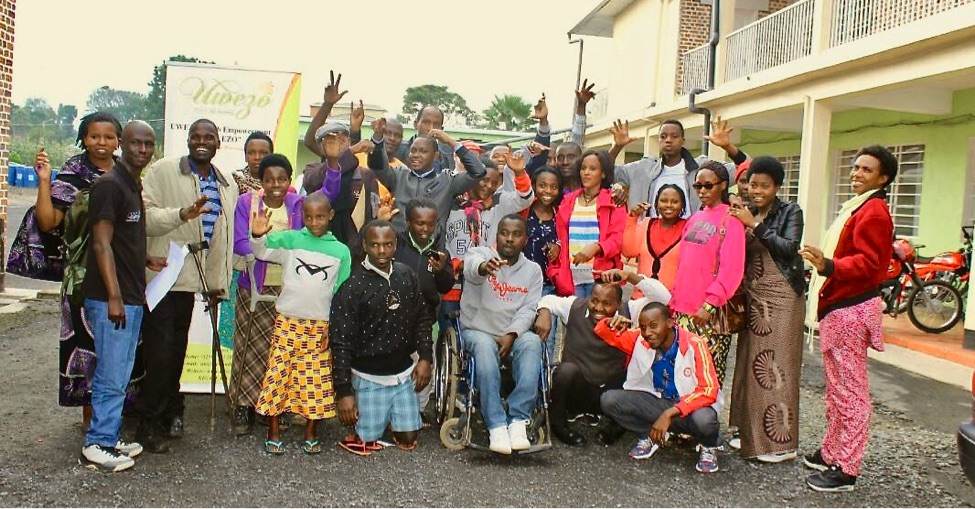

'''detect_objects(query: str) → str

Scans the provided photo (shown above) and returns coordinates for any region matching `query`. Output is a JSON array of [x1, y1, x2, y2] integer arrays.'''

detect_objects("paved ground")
[[0, 298, 973, 507]]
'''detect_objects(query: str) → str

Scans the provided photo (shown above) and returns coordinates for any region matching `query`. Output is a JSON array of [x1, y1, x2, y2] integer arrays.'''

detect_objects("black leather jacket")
[[750, 198, 806, 296]]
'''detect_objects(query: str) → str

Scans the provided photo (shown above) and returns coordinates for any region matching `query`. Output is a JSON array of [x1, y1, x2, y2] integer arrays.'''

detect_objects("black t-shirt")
[[81, 164, 147, 305]]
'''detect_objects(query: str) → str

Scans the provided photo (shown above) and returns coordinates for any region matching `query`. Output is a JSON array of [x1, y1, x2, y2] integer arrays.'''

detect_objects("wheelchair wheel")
[[434, 327, 460, 424], [439, 417, 466, 451]]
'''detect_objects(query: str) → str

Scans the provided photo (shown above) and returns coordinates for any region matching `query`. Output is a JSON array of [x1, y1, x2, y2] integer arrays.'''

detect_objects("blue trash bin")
[[14, 165, 26, 187], [23, 166, 38, 188], [6, 163, 18, 185]]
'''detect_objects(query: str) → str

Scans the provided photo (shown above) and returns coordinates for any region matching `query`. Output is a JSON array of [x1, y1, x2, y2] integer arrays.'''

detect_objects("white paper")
[[146, 241, 189, 311]]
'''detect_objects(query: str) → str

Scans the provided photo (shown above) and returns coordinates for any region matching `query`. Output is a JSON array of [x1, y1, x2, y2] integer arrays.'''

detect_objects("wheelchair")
[[433, 314, 554, 454]]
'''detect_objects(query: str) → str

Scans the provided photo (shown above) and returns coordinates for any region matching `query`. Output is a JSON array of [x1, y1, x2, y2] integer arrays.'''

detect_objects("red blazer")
[[817, 193, 893, 320], [547, 188, 627, 296]]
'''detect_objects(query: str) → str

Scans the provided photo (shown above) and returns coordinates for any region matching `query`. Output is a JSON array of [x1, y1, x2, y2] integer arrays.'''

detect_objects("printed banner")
[[163, 62, 302, 176]]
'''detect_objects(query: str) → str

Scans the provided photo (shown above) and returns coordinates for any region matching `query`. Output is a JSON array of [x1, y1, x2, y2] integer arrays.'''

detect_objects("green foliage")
[[86, 86, 148, 124], [401, 84, 477, 127], [144, 55, 214, 153], [480, 95, 533, 131], [10, 97, 79, 167]]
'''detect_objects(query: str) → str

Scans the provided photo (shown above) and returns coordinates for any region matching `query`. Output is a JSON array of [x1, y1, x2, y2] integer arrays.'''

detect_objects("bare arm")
[[303, 71, 348, 157], [33, 148, 65, 232]]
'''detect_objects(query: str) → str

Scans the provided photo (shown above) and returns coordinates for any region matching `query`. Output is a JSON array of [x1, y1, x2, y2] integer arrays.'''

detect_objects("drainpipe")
[[689, 0, 721, 156]]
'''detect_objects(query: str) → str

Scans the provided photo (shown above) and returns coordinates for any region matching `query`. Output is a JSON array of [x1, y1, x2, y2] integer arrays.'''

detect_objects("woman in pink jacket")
[[548, 150, 627, 298], [670, 161, 745, 386]]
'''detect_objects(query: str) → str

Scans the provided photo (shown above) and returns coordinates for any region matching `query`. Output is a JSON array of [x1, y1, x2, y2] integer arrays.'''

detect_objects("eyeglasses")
[[692, 182, 719, 191]]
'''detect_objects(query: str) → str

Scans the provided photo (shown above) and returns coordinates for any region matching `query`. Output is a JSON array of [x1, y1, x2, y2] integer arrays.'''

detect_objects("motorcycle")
[[880, 238, 965, 334], [896, 226, 972, 313]]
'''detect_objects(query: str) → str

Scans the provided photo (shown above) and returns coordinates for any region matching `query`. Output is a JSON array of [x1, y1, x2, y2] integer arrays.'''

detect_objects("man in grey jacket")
[[368, 118, 486, 234], [460, 214, 544, 455], [610, 117, 747, 215]]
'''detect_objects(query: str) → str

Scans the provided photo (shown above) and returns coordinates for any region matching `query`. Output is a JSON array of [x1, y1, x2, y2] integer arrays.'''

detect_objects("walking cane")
[[187, 241, 231, 432]]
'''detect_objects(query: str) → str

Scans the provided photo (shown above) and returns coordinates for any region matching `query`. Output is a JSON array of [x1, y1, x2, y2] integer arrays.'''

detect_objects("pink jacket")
[[670, 203, 745, 314], [547, 188, 627, 296]]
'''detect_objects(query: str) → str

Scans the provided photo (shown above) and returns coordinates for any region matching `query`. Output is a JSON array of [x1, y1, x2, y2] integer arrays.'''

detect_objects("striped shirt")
[[190, 161, 222, 243], [568, 202, 598, 285]]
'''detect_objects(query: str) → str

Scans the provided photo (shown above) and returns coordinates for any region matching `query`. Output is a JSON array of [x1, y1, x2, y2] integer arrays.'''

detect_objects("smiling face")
[[473, 166, 502, 201], [245, 138, 272, 175], [533, 172, 560, 208], [261, 166, 291, 204], [84, 121, 120, 162], [656, 187, 684, 221], [302, 197, 334, 237], [579, 154, 604, 192], [747, 172, 778, 210], [187, 121, 220, 165], [694, 168, 726, 208], [407, 206, 438, 246], [850, 154, 889, 195], [587, 284, 621, 324], [496, 217, 528, 260], [638, 306, 675, 351], [409, 137, 437, 172], [364, 225, 397, 272], [658, 124, 684, 159], [490, 146, 510, 168]]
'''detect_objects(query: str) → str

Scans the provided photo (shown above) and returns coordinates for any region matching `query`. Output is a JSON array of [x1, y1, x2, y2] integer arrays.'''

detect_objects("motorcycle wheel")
[[907, 280, 964, 334]]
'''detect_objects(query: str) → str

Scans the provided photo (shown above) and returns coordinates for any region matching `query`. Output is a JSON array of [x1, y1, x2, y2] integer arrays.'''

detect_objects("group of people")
[[22, 71, 897, 494]]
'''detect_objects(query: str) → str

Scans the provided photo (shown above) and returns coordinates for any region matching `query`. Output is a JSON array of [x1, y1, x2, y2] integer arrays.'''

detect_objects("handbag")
[[5, 205, 65, 281], [711, 215, 747, 334]]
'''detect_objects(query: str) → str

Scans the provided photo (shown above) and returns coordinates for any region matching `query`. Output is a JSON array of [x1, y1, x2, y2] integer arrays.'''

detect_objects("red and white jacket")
[[594, 320, 722, 417]]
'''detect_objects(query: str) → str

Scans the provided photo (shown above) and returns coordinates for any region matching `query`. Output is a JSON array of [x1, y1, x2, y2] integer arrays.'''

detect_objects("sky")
[[12, 0, 613, 130]]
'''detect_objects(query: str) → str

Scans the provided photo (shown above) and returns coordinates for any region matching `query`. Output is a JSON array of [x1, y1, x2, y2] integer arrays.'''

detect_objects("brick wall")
[[675, 0, 713, 95], [759, 0, 794, 17], [0, 0, 12, 227]]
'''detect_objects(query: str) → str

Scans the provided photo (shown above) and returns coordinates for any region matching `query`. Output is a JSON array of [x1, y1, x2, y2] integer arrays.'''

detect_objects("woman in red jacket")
[[799, 145, 897, 493], [548, 150, 627, 298]]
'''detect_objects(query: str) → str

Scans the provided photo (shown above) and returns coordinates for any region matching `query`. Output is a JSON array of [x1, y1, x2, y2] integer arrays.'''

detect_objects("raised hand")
[[376, 198, 400, 222], [350, 99, 365, 130], [35, 147, 52, 182], [350, 140, 375, 155], [504, 150, 527, 173], [427, 129, 456, 147], [323, 70, 348, 105], [179, 195, 211, 222], [704, 115, 734, 149], [526, 141, 550, 157], [250, 208, 273, 237], [575, 79, 597, 110], [371, 117, 387, 140], [610, 119, 638, 148], [531, 93, 549, 121]]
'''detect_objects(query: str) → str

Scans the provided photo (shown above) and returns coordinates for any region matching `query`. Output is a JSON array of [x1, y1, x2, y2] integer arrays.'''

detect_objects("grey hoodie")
[[460, 246, 543, 338]]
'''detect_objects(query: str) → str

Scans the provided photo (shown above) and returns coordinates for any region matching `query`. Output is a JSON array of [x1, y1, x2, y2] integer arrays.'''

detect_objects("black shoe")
[[167, 416, 184, 439], [803, 449, 829, 472], [552, 425, 587, 447], [233, 407, 253, 437], [135, 426, 170, 454], [595, 420, 625, 446], [806, 466, 857, 492]]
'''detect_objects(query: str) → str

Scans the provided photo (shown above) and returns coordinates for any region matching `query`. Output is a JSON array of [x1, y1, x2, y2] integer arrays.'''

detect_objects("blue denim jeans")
[[462, 328, 543, 431], [84, 298, 144, 448], [437, 300, 461, 335], [574, 283, 594, 299]]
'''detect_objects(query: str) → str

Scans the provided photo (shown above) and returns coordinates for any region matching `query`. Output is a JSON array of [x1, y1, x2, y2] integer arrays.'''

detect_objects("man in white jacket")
[[460, 214, 543, 455]]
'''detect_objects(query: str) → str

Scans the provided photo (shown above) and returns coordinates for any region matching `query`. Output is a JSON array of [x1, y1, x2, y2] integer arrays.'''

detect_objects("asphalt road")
[[0, 298, 972, 507]]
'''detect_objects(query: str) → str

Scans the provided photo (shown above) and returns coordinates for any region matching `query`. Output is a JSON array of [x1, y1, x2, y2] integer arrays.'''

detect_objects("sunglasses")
[[692, 182, 720, 191]]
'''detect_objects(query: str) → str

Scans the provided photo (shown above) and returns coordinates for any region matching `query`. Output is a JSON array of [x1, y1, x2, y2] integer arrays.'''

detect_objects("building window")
[[776, 155, 801, 203], [831, 144, 925, 238]]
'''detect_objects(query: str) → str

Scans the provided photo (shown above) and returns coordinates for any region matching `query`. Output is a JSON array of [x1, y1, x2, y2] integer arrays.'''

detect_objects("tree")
[[401, 84, 477, 127], [56, 103, 77, 140], [11, 97, 58, 143], [144, 55, 214, 123], [480, 95, 533, 131], [86, 86, 147, 124]]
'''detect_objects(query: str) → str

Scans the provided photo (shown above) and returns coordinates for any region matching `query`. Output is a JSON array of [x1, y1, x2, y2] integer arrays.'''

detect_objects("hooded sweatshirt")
[[670, 203, 745, 314], [460, 246, 543, 338]]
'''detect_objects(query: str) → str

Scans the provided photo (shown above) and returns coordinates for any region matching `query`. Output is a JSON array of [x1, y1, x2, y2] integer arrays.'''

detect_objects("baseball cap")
[[315, 122, 350, 142]]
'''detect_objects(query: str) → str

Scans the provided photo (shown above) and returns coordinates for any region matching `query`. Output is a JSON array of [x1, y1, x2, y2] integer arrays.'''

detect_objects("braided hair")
[[698, 160, 732, 205], [75, 112, 122, 150]]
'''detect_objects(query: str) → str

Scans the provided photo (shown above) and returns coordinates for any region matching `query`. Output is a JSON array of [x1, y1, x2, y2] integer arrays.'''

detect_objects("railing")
[[830, 0, 975, 46], [678, 43, 710, 96], [724, 0, 815, 82]]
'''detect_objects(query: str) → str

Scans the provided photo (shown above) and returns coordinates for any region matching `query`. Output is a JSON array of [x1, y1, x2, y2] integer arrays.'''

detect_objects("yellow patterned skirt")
[[255, 314, 336, 420]]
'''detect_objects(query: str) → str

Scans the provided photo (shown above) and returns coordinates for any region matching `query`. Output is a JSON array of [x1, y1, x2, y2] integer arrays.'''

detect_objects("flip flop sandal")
[[264, 440, 285, 455], [338, 436, 374, 457], [393, 436, 417, 452], [301, 440, 322, 455]]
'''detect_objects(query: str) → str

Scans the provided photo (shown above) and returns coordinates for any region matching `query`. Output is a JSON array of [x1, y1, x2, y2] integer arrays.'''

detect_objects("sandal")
[[264, 439, 285, 455], [338, 435, 378, 456], [393, 435, 417, 452], [301, 440, 322, 455]]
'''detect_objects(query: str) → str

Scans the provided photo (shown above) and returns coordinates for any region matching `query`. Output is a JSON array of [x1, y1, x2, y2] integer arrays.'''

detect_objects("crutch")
[[187, 241, 231, 432]]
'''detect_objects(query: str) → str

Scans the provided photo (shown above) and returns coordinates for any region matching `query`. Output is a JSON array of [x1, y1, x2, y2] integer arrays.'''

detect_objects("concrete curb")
[[0, 288, 41, 314], [869, 342, 972, 390]]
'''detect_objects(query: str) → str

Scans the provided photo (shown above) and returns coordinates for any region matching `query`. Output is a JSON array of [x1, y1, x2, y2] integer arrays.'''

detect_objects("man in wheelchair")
[[460, 214, 544, 455]]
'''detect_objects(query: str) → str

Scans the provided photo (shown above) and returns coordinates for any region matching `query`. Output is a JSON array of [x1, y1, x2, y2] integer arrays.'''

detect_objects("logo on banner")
[[179, 77, 274, 119]]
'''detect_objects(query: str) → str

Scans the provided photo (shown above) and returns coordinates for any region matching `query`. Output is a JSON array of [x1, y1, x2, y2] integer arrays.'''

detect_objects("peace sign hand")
[[323, 70, 348, 105]]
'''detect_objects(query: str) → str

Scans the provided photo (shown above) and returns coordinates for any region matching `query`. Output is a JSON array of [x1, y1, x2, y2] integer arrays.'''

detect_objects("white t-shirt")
[[649, 160, 690, 219]]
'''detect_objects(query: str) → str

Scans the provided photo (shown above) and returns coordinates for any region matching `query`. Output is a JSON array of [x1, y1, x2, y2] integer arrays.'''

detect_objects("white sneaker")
[[488, 426, 512, 455], [116, 440, 143, 458], [81, 444, 135, 472], [508, 420, 531, 451], [755, 450, 798, 463]]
